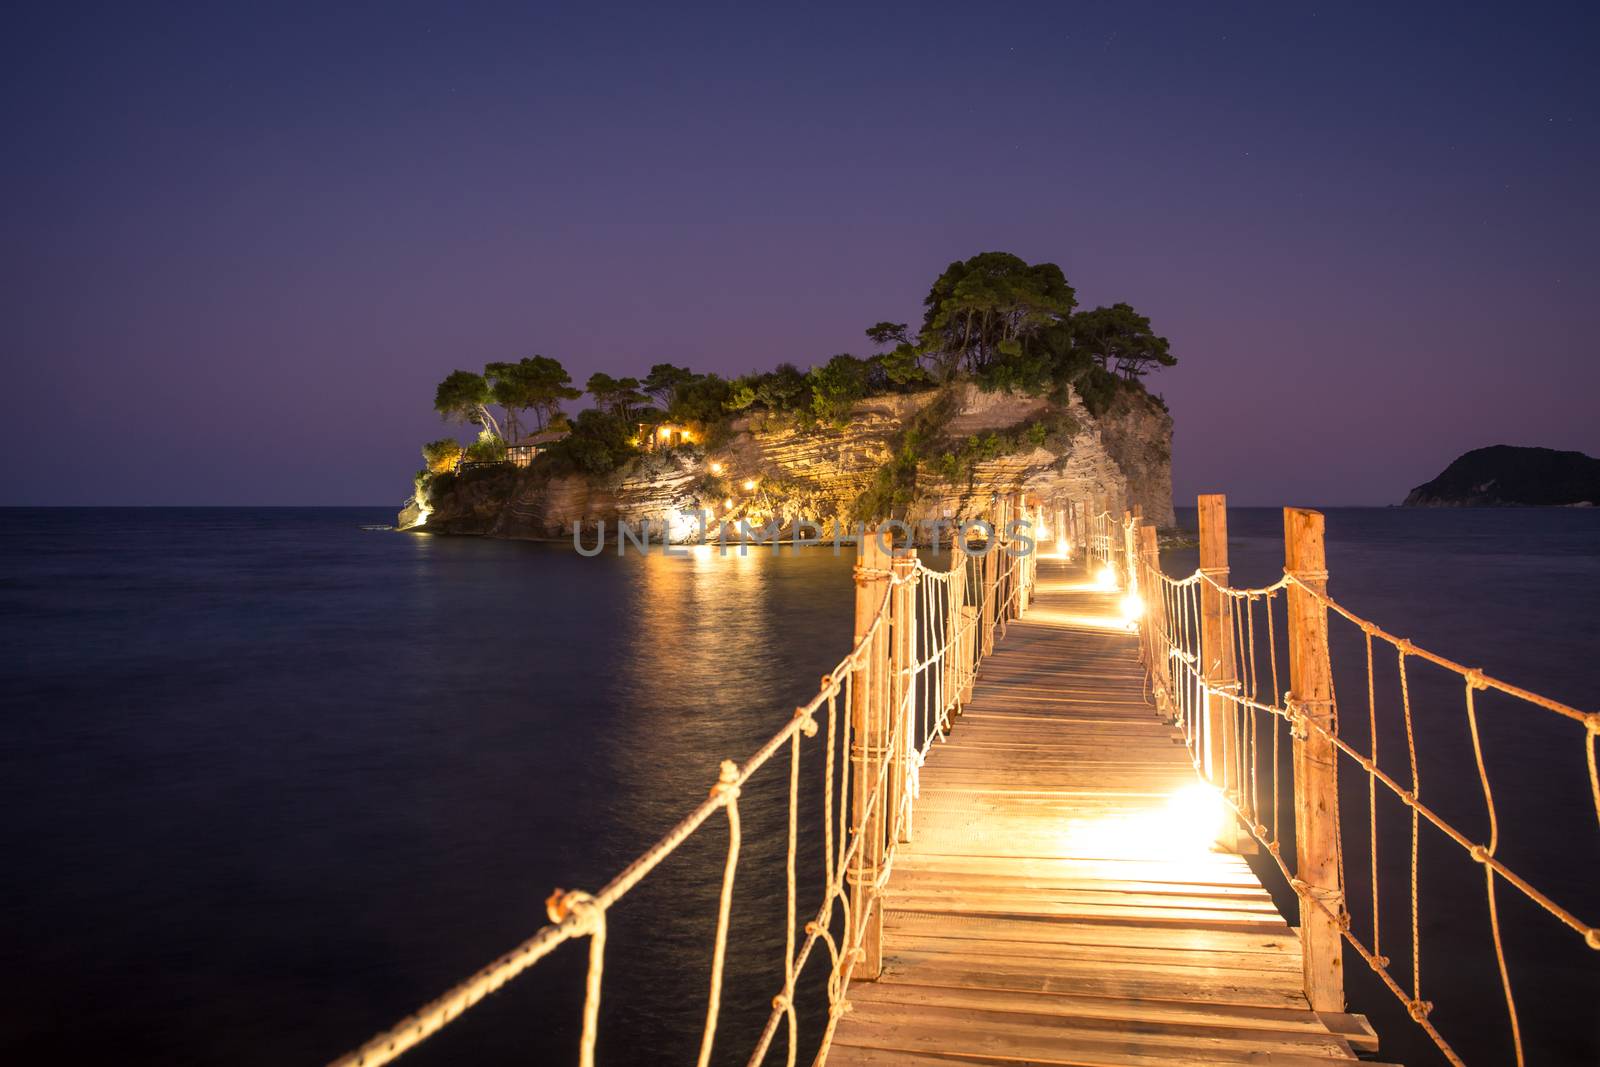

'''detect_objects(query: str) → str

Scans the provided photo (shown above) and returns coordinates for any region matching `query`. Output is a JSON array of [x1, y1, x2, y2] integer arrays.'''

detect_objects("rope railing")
[[326, 498, 1037, 1067], [1125, 502, 1599, 1067]]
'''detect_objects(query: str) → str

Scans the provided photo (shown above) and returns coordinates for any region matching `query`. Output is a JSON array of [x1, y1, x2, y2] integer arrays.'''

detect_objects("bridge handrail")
[[1124, 506, 1599, 1067], [326, 497, 1041, 1067]]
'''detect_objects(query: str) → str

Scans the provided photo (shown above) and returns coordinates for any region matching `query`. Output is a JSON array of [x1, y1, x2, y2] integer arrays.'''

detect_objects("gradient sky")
[[4, 1, 1596, 506]]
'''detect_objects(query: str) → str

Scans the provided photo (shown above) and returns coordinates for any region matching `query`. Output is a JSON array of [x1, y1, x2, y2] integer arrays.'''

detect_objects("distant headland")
[[1403, 445, 1600, 507]]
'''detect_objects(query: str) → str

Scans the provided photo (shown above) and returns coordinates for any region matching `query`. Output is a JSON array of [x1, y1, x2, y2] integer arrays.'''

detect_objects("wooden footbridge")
[[823, 560, 1381, 1066], [332, 496, 1597, 1067]]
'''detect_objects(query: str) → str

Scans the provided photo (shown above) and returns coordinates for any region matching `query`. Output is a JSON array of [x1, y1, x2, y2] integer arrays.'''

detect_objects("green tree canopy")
[[865, 321, 911, 348], [920, 252, 1077, 383], [486, 355, 581, 440], [585, 372, 647, 421], [755, 362, 809, 411], [420, 438, 464, 473], [543, 409, 635, 474], [433, 370, 503, 439], [1071, 303, 1174, 381], [809, 353, 870, 423], [666, 373, 732, 422], [642, 363, 695, 407]]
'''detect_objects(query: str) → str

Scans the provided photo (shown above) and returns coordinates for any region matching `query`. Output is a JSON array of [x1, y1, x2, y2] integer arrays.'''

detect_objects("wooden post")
[[850, 527, 890, 980], [890, 548, 918, 843], [1138, 522, 1168, 710], [1005, 492, 1017, 616], [1197, 495, 1239, 814], [1119, 509, 1133, 588], [979, 539, 992, 659], [1284, 507, 1345, 1012], [1018, 498, 1034, 612], [958, 603, 977, 704]]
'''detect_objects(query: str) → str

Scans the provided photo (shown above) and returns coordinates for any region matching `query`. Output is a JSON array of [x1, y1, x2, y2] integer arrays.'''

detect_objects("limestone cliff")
[[400, 383, 1174, 539]]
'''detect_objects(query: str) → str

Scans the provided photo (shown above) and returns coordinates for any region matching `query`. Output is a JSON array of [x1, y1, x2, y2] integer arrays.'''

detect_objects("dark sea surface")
[[1, 507, 1596, 1066]]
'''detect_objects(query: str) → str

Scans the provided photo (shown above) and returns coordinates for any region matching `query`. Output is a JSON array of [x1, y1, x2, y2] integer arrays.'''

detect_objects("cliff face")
[[1403, 445, 1600, 507], [403, 383, 1175, 538]]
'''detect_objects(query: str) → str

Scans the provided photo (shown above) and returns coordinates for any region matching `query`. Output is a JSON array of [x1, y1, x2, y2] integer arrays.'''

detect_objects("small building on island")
[[506, 428, 570, 469], [640, 422, 697, 452]]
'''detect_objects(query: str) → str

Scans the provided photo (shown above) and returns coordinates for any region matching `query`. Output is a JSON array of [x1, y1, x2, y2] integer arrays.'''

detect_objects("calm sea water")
[[1, 507, 1595, 1066]]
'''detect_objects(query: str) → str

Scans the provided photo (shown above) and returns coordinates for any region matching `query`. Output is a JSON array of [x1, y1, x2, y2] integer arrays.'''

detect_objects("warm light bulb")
[[723, 498, 733, 510], [658, 427, 672, 439], [710, 461, 723, 475], [742, 479, 757, 491], [1097, 565, 1118, 590]]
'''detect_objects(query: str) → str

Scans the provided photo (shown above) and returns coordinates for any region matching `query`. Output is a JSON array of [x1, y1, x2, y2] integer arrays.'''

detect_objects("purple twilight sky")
[[3, 1, 1596, 507]]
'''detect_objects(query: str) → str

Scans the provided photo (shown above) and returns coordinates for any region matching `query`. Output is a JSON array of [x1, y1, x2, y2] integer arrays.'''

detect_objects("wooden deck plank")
[[825, 557, 1378, 1065]]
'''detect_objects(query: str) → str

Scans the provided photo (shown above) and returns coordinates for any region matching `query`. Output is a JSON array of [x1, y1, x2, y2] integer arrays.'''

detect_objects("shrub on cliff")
[[421, 438, 464, 473], [465, 437, 507, 463], [540, 409, 637, 474], [809, 354, 871, 424]]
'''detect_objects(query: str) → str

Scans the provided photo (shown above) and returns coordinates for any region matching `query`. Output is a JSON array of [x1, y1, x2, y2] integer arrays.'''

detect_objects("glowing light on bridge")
[[1164, 783, 1231, 852], [1119, 590, 1145, 626], [1062, 782, 1231, 859], [1096, 565, 1118, 590]]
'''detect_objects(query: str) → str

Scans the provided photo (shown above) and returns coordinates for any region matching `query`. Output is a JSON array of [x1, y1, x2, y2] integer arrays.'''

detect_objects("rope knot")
[[710, 759, 741, 801], [1373, 953, 1391, 968], [1465, 668, 1489, 691], [1586, 712, 1600, 737], [1407, 998, 1433, 1022], [1586, 928, 1600, 951], [804, 921, 819, 935], [1396, 638, 1415, 656], [771, 994, 790, 1011], [794, 706, 818, 737], [544, 888, 601, 933], [1469, 844, 1490, 863]]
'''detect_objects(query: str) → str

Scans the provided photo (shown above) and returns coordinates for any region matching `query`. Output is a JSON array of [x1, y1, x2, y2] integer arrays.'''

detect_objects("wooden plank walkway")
[[827, 557, 1386, 1067]]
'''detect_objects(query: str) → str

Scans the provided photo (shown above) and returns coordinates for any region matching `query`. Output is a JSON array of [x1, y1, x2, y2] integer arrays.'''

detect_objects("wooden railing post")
[[850, 527, 890, 980], [1197, 495, 1240, 806], [1005, 491, 1023, 620], [1018, 497, 1034, 613], [1284, 507, 1345, 1012], [1122, 508, 1138, 589], [1196, 495, 1240, 854], [890, 547, 918, 844], [981, 501, 1000, 655], [1138, 521, 1169, 713]]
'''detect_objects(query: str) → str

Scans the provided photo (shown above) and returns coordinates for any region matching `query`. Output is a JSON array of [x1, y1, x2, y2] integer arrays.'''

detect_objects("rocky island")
[[398, 251, 1178, 540], [401, 381, 1173, 539], [1403, 445, 1600, 507]]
